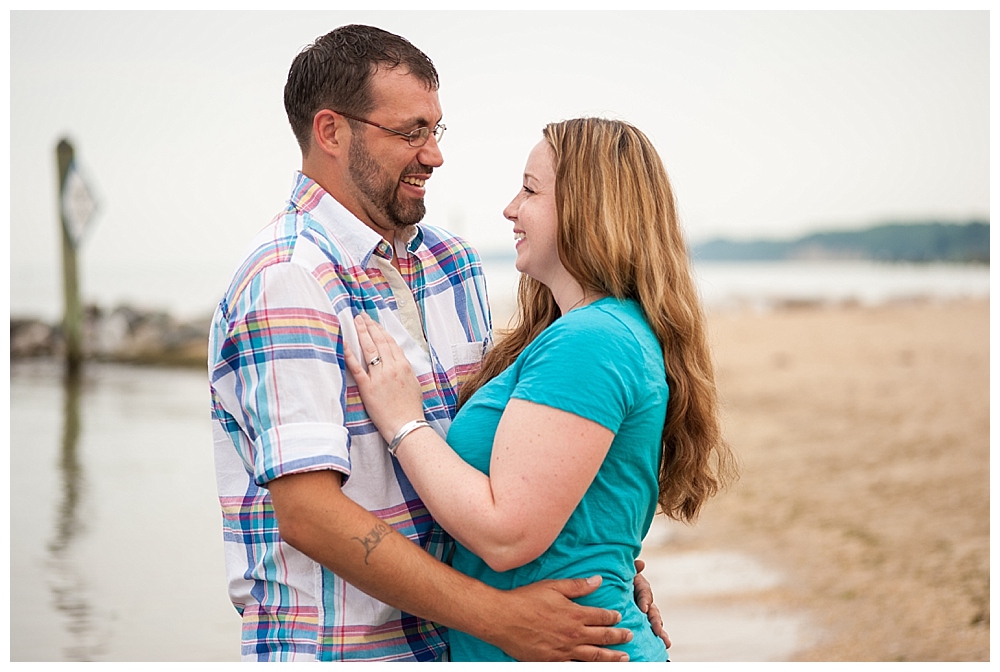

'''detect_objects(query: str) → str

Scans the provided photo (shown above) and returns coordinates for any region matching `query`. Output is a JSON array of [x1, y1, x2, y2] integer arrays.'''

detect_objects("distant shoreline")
[[13, 294, 989, 371], [689, 221, 989, 264]]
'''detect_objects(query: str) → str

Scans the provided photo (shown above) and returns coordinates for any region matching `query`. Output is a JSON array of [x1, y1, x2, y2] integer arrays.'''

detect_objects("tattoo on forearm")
[[353, 522, 392, 565]]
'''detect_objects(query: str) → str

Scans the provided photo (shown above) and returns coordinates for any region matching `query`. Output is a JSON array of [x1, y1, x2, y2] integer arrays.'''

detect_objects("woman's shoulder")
[[514, 297, 666, 420], [563, 297, 665, 375], [524, 297, 650, 361], [564, 297, 653, 340]]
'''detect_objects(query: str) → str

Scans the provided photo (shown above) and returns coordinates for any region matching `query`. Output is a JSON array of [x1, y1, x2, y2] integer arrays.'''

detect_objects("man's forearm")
[[269, 470, 501, 637], [269, 469, 631, 661]]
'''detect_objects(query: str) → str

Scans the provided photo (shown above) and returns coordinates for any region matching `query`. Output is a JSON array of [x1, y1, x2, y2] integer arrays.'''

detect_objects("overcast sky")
[[8, 10, 990, 320]]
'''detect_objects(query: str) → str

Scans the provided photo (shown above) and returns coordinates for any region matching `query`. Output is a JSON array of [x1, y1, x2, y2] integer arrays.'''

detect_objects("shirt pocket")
[[451, 340, 488, 391]]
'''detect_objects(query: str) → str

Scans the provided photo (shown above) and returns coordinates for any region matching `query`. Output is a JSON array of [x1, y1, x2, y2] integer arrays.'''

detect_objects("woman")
[[346, 117, 736, 661]]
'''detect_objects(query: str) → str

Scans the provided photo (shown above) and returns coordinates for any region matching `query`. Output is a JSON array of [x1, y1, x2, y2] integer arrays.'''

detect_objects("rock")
[[11, 319, 58, 358], [10, 305, 211, 368]]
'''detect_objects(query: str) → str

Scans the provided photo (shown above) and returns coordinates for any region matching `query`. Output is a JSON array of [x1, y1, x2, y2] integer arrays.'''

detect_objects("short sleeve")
[[219, 261, 352, 486], [510, 313, 642, 434]]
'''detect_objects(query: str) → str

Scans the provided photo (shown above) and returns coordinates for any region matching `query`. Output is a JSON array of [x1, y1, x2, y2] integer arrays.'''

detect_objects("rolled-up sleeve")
[[219, 261, 352, 486]]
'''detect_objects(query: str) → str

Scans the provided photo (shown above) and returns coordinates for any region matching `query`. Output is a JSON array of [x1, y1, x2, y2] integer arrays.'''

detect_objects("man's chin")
[[390, 201, 426, 229]]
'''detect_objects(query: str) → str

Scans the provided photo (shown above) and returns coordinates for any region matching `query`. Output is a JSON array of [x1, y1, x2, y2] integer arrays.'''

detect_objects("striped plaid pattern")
[[209, 172, 492, 661]]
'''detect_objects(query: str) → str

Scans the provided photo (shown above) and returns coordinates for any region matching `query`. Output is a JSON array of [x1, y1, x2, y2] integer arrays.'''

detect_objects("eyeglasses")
[[335, 110, 446, 147]]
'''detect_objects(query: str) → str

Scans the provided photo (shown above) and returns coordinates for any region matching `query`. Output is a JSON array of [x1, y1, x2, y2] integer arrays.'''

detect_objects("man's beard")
[[348, 131, 426, 230]]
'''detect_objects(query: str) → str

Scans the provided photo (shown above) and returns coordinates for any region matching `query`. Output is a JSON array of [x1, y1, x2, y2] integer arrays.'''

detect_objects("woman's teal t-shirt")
[[445, 297, 669, 661]]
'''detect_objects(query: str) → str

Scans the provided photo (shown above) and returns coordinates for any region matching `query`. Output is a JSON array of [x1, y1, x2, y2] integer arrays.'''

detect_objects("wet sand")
[[638, 298, 989, 661]]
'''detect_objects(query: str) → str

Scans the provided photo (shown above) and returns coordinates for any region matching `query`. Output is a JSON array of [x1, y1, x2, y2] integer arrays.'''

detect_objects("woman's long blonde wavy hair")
[[460, 117, 737, 522]]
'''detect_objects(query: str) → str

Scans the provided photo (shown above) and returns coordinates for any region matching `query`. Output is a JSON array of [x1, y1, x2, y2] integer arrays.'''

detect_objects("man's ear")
[[312, 109, 348, 157]]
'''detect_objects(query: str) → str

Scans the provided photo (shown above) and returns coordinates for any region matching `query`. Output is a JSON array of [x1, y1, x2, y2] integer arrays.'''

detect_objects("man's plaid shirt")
[[209, 172, 492, 661]]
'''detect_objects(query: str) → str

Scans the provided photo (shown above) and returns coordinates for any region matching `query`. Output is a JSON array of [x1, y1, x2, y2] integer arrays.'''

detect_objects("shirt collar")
[[290, 171, 426, 263]]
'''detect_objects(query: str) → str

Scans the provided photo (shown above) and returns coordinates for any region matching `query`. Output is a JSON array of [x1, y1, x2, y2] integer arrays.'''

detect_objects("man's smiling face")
[[345, 67, 444, 232]]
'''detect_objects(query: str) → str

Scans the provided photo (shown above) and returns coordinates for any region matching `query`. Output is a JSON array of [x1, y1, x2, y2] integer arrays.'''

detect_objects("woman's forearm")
[[394, 399, 614, 572], [395, 427, 544, 571]]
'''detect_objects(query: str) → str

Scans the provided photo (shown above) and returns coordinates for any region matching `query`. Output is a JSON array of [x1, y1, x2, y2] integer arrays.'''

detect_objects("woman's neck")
[[550, 279, 605, 315]]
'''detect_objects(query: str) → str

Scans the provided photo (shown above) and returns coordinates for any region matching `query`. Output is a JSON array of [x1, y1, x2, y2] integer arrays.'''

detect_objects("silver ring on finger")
[[368, 355, 382, 367]]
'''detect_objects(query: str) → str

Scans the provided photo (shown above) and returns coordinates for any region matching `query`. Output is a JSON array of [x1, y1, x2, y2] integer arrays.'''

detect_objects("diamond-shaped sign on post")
[[61, 160, 98, 248]]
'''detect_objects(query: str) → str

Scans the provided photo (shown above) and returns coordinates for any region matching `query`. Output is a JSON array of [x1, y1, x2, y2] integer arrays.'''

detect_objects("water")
[[11, 254, 989, 324], [641, 551, 811, 662], [640, 517, 814, 662], [479, 256, 990, 325], [689, 259, 991, 310], [9, 361, 240, 662]]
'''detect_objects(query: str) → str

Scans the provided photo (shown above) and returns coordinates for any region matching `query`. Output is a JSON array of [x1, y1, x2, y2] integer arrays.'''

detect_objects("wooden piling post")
[[56, 139, 83, 375]]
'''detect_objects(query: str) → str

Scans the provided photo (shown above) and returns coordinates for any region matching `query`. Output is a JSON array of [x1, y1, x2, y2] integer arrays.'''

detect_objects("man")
[[209, 24, 665, 662]]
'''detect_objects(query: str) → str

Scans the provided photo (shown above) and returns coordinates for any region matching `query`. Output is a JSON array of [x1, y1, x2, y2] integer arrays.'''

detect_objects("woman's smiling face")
[[503, 139, 562, 286]]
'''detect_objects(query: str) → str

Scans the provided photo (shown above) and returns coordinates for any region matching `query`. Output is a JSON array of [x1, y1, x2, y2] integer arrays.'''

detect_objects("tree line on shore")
[[691, 221, 989, 263]]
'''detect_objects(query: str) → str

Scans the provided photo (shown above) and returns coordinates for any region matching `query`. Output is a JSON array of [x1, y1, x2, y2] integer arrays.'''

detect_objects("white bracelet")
[[387, 419, 431, 456]]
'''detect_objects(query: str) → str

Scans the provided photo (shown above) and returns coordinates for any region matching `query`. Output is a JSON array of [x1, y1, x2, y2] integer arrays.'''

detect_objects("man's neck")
[[301, 164, 400, 249]]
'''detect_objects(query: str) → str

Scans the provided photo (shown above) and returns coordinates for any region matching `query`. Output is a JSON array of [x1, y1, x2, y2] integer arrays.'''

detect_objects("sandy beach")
[[636, 298, 989, 662]]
